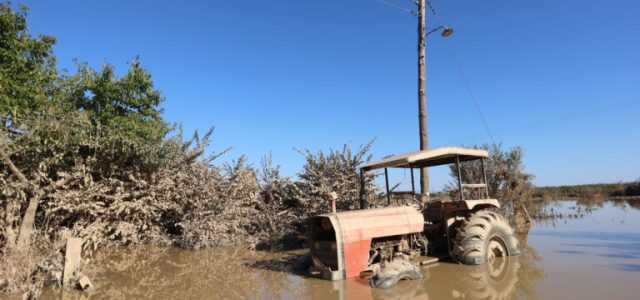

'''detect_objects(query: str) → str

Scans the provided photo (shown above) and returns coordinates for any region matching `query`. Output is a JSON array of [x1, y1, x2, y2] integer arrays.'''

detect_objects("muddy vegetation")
[[444, 144, 540, 226]]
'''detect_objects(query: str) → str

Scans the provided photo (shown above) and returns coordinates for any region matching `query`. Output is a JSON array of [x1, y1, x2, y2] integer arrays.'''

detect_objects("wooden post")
[[456, 155, 463, 201], [385, 168, 391, 205], [63, 238, 83, 285], [359, 169, 368, 209], [416, 0, 429, 200]]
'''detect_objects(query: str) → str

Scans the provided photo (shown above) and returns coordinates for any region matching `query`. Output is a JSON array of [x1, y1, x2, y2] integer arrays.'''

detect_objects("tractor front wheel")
[[369, 259, 422, 289], [451, 210, 520, 265]]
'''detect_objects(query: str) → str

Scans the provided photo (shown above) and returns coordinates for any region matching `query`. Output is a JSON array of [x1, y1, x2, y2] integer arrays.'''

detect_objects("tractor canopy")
[[361, 147, 488, 171], [358, 147, 496, 209]]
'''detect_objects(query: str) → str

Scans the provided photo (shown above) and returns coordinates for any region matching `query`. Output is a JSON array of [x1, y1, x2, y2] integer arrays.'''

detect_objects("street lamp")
[[427, 25, 454, 38]]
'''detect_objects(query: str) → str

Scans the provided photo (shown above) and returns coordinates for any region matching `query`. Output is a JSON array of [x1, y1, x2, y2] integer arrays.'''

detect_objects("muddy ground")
[[10, 199, 640, 300]]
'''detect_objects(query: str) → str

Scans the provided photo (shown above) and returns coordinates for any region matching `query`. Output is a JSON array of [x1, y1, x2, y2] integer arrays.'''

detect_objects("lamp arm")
[[426, 25, 444, 36]]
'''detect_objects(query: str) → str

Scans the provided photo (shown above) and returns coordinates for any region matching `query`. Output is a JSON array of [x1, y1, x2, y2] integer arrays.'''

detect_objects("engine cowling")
[[308, 205, 424, 280]]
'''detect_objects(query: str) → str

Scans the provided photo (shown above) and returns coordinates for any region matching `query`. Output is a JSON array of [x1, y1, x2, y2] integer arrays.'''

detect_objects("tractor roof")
[[361, 147, 488, 171]]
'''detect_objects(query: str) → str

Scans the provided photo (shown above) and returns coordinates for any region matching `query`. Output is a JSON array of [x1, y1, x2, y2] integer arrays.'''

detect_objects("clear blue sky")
[[17, 0, 640, 191]]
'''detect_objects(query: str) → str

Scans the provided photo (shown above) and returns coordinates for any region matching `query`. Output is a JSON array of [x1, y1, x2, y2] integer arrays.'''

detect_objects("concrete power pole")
[[416, 0, 429, 200]]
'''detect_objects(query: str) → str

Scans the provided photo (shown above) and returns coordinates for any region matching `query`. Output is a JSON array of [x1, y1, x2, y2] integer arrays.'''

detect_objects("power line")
[[495, 96, 640, 136], [444, 40, 498, 146], [425, 0, 497, 146], [425, 1, 640, 147], [426, 1, 442, 24], [375, 0, 415, 15], [436, 96, 640, 145]]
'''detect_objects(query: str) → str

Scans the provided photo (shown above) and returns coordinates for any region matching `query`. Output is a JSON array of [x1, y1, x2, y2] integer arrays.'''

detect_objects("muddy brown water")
[[30, 200, 640, 299]]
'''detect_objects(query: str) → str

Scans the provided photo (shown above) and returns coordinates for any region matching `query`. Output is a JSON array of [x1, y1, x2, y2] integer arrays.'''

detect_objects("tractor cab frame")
[[358, 147, 497, 210]]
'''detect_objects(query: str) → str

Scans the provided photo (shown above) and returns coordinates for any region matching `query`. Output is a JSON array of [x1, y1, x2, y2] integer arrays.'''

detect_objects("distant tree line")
[[533, 180, 640, 200]]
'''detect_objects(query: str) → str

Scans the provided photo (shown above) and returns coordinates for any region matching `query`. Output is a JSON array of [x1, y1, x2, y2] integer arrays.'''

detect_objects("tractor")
[[306, 147, 520, 288]]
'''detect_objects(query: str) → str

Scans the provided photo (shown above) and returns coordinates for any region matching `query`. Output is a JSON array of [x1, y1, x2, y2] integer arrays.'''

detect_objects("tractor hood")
[[312, 205, 424, 243], [308, 205, 424, 280]]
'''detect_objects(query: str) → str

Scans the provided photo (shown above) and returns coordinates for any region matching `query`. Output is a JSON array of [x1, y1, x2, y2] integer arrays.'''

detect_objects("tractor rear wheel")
[[451, 210, 520, 265]]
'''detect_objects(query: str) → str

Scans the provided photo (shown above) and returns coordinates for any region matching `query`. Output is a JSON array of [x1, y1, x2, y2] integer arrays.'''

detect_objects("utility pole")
[[379, 0, 452, 200], [416, 0, 429, 200]]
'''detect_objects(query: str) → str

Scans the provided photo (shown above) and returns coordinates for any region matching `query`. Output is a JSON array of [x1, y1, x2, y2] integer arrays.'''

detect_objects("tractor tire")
[[369, 259, 422, 289], [293, 253, 311, 273], [451, 210, 520, 265]]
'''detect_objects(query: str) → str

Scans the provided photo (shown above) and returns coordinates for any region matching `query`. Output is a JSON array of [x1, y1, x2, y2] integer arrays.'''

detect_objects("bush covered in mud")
[[445, 144, 539, 229]]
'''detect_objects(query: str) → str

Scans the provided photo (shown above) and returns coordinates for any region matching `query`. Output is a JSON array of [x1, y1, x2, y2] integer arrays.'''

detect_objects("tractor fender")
[[443, 199, 500, 214], [464, 199, 500, 210]]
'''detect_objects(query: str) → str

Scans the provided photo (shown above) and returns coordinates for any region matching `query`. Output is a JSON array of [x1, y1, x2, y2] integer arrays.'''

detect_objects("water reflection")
[[277, 230, 543, 300], [514, 231, 545, 300], [525, 199, 640, 299], [304, 231, 545, 300], [39, 233, 545, 300], [291, 256, 528, 300], [417, 257, 521, 300], [624, 198, 640, 210], [576, 197, 640, 212], [41, 246, 311, 299], [612, 264, 640, 272]]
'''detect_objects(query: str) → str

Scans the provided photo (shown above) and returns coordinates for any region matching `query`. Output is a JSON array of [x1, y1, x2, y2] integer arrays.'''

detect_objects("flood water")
[[37, 199, 640, 300]]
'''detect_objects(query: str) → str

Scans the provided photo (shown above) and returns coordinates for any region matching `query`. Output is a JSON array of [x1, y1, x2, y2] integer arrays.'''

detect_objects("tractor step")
[[414, 254, 448, 266]]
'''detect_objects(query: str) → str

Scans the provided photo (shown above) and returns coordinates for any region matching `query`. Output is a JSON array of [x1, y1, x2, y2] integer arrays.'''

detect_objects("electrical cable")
[[375, 0, 416, 15], [426, 0, 498, 146], [443, 41, 498, 146], [435, 96, 640, 145], [494, 96, 640, 136]]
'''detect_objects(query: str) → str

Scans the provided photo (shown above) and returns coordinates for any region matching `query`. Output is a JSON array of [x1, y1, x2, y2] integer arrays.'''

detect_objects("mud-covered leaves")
[[447, 144, 536, 218], [296, 140, 376, 213]]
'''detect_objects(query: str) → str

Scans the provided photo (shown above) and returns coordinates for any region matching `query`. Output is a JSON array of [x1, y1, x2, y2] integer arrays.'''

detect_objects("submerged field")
[[22, 199, 640, 300]]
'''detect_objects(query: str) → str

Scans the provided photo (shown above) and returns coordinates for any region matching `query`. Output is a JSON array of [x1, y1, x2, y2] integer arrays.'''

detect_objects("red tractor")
[[307, 147, 519, 288]]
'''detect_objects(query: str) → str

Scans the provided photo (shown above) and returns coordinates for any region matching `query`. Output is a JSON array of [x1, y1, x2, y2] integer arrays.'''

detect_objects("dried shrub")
[[446, 144, 537, 219], [253, 153, 307, 248], [43, 166, 175, 251], [296, 140, 377, 214], [175, 156, 262, 249]]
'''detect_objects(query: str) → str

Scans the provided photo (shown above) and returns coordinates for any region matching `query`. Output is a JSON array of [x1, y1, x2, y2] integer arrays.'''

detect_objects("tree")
[[0, 2, 171, 250], [63, 60, 171, 177], [0, 3, 59, 121], [0, 2, 62, 250]]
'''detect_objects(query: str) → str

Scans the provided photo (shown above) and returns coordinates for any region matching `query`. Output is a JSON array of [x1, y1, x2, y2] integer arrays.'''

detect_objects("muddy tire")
[[293, 253, 311, 272], [451, 210, 520, 265], [370, 259, 422, 289]]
